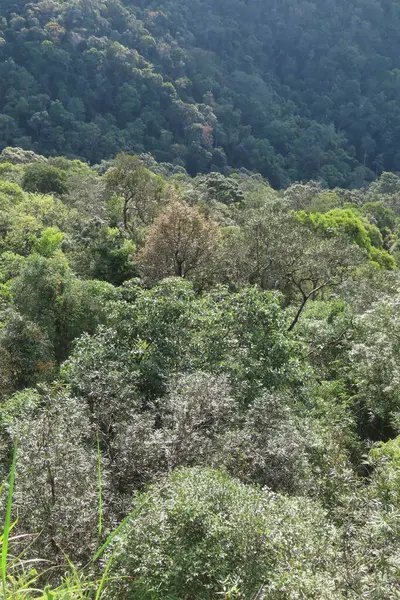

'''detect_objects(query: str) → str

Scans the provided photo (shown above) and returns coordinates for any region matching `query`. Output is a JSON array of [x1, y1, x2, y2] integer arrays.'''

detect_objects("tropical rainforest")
[[1, 0, 400, 598], [4, 0, 400, 186]]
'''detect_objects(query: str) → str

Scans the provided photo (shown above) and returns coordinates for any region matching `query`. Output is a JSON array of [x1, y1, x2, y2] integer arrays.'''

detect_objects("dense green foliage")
[[3, 0, 400, 185], [1, 148, 400, 599], [108, 468, 342, 599], [4, 2, 400, 595]]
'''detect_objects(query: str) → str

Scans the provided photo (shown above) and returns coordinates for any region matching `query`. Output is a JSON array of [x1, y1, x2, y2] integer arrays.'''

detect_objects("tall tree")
[[139, 201, 221, 283], [105, 154, 165, 230]]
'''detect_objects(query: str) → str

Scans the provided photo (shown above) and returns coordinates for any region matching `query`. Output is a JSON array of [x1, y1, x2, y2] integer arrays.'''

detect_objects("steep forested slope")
[[2, 0, 400, 186]]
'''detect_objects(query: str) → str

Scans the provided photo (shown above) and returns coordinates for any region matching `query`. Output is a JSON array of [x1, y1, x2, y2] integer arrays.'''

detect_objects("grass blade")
[[94, 554, 113, 600], [92, 500, 146, 563], [1, 444, 17, 598], [96, 430, 103, 537]]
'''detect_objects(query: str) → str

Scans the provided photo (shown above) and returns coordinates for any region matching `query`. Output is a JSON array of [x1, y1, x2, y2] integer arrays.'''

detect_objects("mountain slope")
[[2, 0, 400, 186]]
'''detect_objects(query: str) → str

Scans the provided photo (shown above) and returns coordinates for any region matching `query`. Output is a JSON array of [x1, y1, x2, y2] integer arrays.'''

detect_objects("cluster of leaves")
[[1, 149, 400, 598]]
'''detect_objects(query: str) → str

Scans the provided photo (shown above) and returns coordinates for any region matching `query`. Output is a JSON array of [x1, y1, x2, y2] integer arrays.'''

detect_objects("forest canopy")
[[0, 147, 400, 597], [3, 0, 400, 186]]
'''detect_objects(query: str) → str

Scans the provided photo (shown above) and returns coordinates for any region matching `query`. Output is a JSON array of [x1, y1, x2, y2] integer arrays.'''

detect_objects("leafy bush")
[[108, 467, 341, 600], [1, 387, 107, 563]]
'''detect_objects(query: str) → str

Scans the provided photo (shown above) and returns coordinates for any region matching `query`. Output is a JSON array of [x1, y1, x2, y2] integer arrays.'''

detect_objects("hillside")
[[3, 0, 400, 597], [3, 0, 400, 186]]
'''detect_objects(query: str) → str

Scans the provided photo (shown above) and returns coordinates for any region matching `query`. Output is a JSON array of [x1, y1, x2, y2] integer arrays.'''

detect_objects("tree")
[[296, 208, 395, 267], [138, 201, 221, 283], [0, 310, 55, 394], [105, 154, 165, 230], [194, 172, 244, 205], [22, 163, 68, 196], [64, 279, 306, 410], [285, 234, 366, 332], [348, 294, 400, 438], [348, 438, 400, 597], [283, 181, 323, 211], [33, 226, 63, 257], [159, 372, 237, 471], [11, 254, 118, 362], [72, 226, 138, 285], [218, 203, 365, 330]]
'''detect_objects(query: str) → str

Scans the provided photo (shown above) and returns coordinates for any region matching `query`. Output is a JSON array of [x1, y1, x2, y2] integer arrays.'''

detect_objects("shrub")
[[1, 388, 107, 563], [108, 467, 341, 599]]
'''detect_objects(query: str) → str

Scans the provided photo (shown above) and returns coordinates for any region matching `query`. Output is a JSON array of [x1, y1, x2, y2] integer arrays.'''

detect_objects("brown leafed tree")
[[139, 201, 221, 282]]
